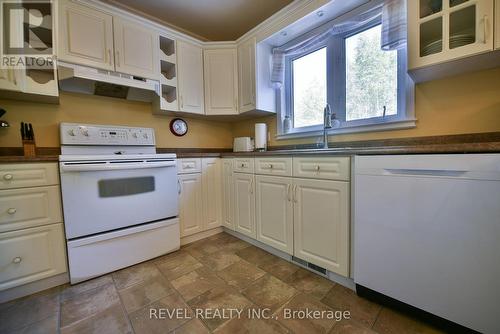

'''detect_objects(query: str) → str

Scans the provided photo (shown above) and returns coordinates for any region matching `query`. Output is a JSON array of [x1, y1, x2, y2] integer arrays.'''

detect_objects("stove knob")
[[143, 133, 148, 139], [81, 129, 89, 137], [67, 129, 75, 136], [132, 133, 138, 138]]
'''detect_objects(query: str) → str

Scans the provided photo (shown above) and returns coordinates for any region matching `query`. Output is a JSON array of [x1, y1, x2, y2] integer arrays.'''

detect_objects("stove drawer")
[[0, 223, 67, 291], [0, 163, 59, 190], [0, 186, 62, 233]]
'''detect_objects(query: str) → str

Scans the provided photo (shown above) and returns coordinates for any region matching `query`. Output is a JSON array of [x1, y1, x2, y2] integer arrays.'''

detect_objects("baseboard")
[[0, 272, 69, 304], [222, 227, 355, 290], [181, 227, 223, 246]]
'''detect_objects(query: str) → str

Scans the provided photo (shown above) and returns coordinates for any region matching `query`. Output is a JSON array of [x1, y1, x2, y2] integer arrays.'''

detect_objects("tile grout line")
[[111, 275, 137, 334]]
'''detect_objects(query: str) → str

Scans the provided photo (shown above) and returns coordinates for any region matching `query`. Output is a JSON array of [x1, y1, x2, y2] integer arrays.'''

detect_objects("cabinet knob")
[[12, 257, 22, 264], [3, 174, 13, 181], [268, 164, 273, 169], [315, 165, 320, 171], [7, 208, 17, 215]]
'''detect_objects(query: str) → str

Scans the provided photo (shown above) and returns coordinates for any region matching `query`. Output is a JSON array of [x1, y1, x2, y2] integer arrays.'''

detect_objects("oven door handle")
[[60, 160, 176, 172]]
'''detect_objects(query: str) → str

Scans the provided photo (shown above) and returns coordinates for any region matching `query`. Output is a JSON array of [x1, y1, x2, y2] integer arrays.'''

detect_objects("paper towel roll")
[[254, 123, 267, 151]]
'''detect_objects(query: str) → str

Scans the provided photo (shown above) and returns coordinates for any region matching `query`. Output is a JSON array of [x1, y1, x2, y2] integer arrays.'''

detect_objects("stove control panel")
[[60, 123, 155, 146]]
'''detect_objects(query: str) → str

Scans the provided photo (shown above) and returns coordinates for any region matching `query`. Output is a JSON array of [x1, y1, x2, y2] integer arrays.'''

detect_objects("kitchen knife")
[[24, 123, 30, 141], [28, 123, 34, 141]]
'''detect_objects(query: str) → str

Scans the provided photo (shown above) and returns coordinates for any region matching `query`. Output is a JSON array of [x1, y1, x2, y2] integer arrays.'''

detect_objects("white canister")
[[254, 123, 267, 151]]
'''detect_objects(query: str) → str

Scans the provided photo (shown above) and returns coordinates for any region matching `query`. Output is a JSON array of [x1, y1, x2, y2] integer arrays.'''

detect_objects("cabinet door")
[[408, 0, 494, 69], [233, 173, 256, 238], [0, 69, 23, 92], [113, 17, 159, 79], [496, 0, 500, 49], [58, 0, 114, 71], [293, 178, 349, 276], [0, 223, 67, 291], [255, 176, 293, 254], [202, 158, 222, 230], [222, 159, 234, 230], [178, 173, 203, 237], [177, 40, 204, 114], [238, 38, 256, 113], [204, 49, 238, 115]]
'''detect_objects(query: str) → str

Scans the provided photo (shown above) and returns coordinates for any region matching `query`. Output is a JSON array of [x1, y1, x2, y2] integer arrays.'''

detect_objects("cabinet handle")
[[179, 95, 184, 109], [234, 98, 237, 109], [116, 50, 120, 67], [293, 185, 298, 203], [249, 177, 254, 194], [7, 208, 17, 215], [268, 164, 273, 169], [315, 165, 321, 172], [108, 49, 112, 65], [286, 184, 291, 202], [3, 174, 13, 181], [177, 179, 182, 195], [12, 257, 22, 264], [482, 15, 489, 44]]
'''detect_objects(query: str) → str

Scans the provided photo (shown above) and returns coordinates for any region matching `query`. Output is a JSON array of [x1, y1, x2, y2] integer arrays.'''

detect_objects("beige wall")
[[0, 92, 233, 148], [232, 68, 500, 146]]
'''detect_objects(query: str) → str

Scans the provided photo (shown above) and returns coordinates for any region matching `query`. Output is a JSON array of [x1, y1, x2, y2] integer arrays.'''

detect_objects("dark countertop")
[[1, 132, 499, 163]]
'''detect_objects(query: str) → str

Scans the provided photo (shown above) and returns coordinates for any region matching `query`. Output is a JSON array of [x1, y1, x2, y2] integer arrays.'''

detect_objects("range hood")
[[58, 61, 160, 102]]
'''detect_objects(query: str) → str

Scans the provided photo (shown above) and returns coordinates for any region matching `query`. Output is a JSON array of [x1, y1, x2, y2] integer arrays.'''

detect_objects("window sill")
[[275, 118, 417, 140]]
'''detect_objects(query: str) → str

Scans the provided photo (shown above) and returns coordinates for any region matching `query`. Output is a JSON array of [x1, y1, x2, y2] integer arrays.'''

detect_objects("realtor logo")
[[1, 0, 54, 69]]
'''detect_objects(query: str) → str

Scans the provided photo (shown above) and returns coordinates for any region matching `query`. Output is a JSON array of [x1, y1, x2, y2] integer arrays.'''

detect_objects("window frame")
[[277, 15, 416, 140]]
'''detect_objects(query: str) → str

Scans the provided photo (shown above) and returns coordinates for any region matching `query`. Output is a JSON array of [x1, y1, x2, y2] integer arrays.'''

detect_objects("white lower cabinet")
[[202, 158, 222, 230], [221, 159, 234, 230], [178, 173, 204, 237], [0, 223, 67, 291], [293, 178, 349, 276], [255, 175, 293, 254], [178, 158, 222, 238], [233, 173, 256, 238]]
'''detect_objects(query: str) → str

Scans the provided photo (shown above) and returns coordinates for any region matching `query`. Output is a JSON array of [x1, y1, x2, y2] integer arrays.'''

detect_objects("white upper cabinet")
[[238, 38, 256, 113], [496, 0, 500, 49], [204, 49, 239, 115], [293, 178, 349, 276], [58, 0, 114, 71], [0, 69, 23, 92], [255, 176, 293, 255], [113, 17, 159, 79], [177, 40, 205, 114], [408, 0, 494, 70]]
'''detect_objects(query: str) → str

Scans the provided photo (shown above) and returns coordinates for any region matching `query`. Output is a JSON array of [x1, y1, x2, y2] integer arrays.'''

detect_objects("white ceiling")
[[104, 0, 294, 41]]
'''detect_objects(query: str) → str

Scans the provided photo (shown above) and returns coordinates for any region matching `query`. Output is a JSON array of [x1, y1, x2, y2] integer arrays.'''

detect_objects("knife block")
[[23, 140, 36, 157]]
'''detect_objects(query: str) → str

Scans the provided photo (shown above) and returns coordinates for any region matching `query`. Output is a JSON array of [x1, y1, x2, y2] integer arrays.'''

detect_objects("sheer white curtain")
[[271, 0, 407, 87]]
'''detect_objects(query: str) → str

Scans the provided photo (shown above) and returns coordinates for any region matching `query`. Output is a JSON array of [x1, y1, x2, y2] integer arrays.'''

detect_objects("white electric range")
[[59, 123, 179, 284]]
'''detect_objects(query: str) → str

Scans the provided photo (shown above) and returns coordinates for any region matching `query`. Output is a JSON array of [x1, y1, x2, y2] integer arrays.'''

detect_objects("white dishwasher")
[[354, 154, 500, 334]]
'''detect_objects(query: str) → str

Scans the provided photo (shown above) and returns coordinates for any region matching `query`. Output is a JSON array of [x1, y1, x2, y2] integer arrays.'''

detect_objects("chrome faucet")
[[322, 104, 333, 149]]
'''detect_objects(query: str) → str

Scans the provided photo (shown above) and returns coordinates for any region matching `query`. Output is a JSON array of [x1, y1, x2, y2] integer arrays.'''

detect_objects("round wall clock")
[[169, 118, 188, 137]]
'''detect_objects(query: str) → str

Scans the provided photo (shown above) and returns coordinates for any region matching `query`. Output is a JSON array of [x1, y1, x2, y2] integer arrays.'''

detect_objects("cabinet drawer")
[[0, 186, 63, 233], [0, 163, 59, 189], [233, 158, 254, 173], [177, 158, 202, 174], [0, 223, 67, 291], [293, 157, 350, 181], [255, 157, 292, 176]]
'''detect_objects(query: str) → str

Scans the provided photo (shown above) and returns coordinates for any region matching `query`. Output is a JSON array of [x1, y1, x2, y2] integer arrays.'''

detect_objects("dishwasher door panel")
[[354, 154, 500, 334]]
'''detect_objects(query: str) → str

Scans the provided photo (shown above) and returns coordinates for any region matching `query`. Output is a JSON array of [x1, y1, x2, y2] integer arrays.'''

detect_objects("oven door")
[[60, 159, 178, 239]]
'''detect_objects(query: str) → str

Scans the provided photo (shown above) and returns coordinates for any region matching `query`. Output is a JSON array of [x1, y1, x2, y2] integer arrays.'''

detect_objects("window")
[[292, 48, 327, 128], [280, 17, 414, 138]]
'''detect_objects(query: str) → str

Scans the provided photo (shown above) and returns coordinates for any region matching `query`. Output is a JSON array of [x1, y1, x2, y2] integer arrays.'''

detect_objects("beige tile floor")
[[0, 232, 445, 334]]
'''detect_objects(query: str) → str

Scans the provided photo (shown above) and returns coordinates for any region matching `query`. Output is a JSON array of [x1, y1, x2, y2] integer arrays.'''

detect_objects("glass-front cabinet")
[[408, 0, 494, 69]]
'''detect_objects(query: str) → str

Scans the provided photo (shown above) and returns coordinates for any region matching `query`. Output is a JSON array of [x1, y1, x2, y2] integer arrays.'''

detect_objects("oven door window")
[[98, 176, 155, 198]]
